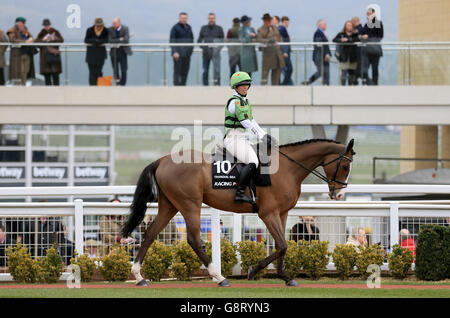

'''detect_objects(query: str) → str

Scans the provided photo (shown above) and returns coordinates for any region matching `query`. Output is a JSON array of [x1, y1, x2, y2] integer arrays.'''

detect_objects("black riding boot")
[[235, 163, 256, 203]]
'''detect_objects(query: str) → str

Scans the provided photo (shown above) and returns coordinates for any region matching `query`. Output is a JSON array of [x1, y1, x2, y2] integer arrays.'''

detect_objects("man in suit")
[[198, 13, 224, 86], [108, 17, 132, 86], [170, 12, 194, 86], [303, 19, 331, 85], [84, 17, 109, 85]]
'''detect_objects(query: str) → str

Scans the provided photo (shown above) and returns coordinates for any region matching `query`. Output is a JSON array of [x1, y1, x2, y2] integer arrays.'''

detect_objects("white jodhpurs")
[[223, 129, 259, 167]]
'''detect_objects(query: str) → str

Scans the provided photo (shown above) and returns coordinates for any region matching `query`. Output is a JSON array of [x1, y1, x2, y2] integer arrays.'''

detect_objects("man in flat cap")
[[84, 17, 109, 85], [257, 13, 285, 85], [7, 17, 35, 85]]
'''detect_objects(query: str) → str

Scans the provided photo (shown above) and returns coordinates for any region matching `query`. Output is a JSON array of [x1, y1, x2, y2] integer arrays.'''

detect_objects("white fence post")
[[232, 214, 242, 275], [390, 201, 399, 250], [74, 199, 84, 255], [211, 208, 221, 281]]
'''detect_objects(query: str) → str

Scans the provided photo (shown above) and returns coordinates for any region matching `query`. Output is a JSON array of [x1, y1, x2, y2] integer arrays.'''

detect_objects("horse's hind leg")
[[132, 192, 178, 286], [181, 208, 230, 287]]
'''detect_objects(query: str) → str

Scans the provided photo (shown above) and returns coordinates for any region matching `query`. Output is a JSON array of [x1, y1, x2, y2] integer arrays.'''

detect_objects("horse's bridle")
[[276, 146, 353, 198]]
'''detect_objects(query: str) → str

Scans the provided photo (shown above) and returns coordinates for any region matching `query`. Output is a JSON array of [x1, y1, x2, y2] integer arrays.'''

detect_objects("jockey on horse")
[[224, 71, 272, 204]]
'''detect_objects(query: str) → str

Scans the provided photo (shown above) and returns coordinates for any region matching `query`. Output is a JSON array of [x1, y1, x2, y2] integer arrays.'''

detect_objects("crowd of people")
[[0, 6, 384, 87]]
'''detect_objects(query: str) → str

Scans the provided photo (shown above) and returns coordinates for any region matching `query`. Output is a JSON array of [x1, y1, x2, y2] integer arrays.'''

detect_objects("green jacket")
[[224, 95, 253, 137]]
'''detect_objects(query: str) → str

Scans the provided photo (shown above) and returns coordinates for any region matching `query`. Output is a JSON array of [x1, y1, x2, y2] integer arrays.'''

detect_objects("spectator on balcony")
[[0, 29, 7, 85], [226, 17, 241, 78], [346, 227, 368, 248], [238, 15, 258, 77], [351, 16, 364, 82], [399, 228, 416, 259], [100, 198, 136, 250], [0, 225, 17, 267], [333, 20, 359, 85], [36, 19, 64, 86], [290, 216, 320, 242], [170, 12, 194, 86], [302, 19, 330, 85], [198, 13, 224, 86], [7, 17, 36, 86], [84, 17, 109, 86], [108, 17, 132, 86], [278, 16, 293, 85], [257, 13, 285, 85], [361, 6, 384, 85]]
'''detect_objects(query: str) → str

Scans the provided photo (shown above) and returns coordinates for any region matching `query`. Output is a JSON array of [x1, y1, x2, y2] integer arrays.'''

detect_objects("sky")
[[0, 0, 398, 42]]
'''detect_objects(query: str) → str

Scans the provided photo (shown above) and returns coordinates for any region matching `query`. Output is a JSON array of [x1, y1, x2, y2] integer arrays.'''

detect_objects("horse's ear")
[[346, 139, 354, 153]]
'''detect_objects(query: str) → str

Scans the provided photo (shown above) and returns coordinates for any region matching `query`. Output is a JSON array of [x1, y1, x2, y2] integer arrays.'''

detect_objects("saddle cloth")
[[211, 144, 271, 190]]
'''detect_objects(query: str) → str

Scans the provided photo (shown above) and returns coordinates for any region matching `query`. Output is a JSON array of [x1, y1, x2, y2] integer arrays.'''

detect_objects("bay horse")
[[121, 138, 355, 287]]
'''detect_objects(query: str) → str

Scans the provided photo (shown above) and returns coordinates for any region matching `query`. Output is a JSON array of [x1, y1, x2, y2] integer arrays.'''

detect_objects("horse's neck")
[[280, 142, 342, 182]]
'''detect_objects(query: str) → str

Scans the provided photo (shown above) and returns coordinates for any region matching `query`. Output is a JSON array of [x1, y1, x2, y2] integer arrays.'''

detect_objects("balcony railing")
[[1, 41, 450, 86]]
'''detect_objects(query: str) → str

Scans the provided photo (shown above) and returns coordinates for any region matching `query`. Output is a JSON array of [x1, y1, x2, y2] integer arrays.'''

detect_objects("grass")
[[0, 279, 448, 298]]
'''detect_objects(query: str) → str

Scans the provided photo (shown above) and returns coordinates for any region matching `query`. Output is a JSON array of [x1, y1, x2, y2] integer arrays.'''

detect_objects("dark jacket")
[[312, 28, 330, 63], [278, 25, 291, 55], [333, 31, 359, 63], [290, 223, 320, 242], [198, 23, 224, 58], [170, 22, 194, 58], [108, 25, 132, 56], [36, 27, 64, 74], [84, 26, 109, 64], [362, 18, 384, 56]]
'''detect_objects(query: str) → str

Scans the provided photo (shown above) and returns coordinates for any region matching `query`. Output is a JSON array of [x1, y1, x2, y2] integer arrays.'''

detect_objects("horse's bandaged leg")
[[208, 263, 226, 282], [131, 262, 144, 282]]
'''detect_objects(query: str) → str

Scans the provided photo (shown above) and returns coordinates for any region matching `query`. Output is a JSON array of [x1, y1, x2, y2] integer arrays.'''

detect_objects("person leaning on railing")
[[108, 17, 132, 86], [332, 20, 359, 86], [257, 13, 285, 86], [84, 17, 109, 86], [36, 19, 64, 86], [7, 17, 36, 86], [361, 6, 384, 85]]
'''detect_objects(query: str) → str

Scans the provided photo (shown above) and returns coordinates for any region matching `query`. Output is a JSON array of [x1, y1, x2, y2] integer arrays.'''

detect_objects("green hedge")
[[415, 225, 449, 281]]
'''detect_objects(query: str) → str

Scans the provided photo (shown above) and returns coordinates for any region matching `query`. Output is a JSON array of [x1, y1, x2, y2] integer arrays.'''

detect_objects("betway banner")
[[33, 166, 67, 179], [0, 166, 25, 179], [75, 166, 108, 179]]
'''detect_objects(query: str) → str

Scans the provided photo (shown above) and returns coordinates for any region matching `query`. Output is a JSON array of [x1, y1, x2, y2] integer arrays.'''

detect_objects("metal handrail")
[[2, 41, 450, 47]]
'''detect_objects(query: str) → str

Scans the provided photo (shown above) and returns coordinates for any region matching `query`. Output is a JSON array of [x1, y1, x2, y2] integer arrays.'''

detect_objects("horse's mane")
[[279, 138, 342, 148]]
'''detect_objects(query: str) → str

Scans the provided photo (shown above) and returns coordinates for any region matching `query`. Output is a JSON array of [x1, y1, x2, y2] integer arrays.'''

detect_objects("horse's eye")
[[342, 166, 349, 171]]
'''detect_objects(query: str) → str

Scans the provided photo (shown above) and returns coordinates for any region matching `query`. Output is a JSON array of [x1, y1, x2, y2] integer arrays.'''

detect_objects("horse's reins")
[[274, 145, 353, 197]]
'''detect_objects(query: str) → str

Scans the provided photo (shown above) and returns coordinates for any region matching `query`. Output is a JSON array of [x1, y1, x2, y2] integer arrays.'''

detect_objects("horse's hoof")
[[136, 279, 149, 287], [218, 279, 230, 287], [285, 279, 299, 287]]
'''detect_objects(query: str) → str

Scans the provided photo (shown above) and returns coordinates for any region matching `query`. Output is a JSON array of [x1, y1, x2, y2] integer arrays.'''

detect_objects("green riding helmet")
[[230, 72, 252, 89]]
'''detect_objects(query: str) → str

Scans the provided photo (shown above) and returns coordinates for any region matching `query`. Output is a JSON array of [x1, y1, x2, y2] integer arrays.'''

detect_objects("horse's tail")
[[121, 159, 160, 238]]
